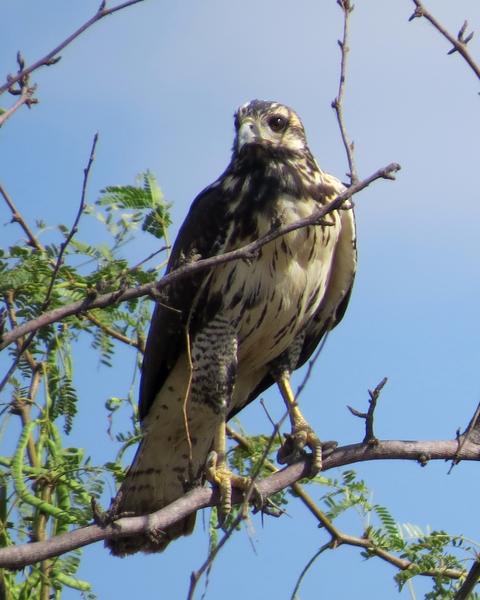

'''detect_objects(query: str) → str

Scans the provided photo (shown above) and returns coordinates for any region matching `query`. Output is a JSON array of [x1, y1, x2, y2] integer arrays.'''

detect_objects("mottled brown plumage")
[[106, 100, 357, 556]]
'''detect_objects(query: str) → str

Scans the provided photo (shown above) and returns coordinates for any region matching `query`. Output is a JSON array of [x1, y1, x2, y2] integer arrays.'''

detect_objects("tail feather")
[[105, 436, 198, 556], [105, 361, 219, 555]]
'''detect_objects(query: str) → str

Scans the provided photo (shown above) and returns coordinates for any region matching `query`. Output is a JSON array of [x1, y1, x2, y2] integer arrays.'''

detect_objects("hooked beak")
[[237, 120, 261, 151]]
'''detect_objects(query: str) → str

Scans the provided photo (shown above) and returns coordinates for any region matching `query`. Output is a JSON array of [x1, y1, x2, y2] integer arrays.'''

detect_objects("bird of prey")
[[107, 99, 357, 556]]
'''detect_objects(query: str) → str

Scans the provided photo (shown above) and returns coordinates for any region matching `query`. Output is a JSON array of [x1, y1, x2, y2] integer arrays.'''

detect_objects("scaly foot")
[[206, 450, 263, 524], [276, 370, 336, 476]]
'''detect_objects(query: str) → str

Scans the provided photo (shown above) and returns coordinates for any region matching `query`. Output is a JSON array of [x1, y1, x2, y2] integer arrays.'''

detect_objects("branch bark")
[[0, 162, 400, 351], [0, 437, 477, 570]]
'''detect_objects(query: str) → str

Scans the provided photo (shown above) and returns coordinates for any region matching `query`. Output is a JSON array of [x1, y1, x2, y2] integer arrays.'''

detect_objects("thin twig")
[[227, 425, 339, 528], [453, 401, 480, 469], [332, 0, 358, 183], [0, 162, 401, 351], [0, 86, 37, 128], [1, 52, 38, 127], [295, 333, 329, 400], [128, 246, 169, 272], [409, 1, 480, 81], [348, 377, 388, 444], [291, 542, 331, 600], [0, 0, 148, 96], [85, 312, 144, 353]]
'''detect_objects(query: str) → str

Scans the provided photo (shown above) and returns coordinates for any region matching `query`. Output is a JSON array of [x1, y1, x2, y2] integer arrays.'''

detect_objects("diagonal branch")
[[0, 85, 37, 128], [454, 556, 480, 600], [0, 436, 478, 570], [409, 1, 480, 81], [0, 0, 148, 97], [0, 183, 43, 251], [332, 0, 358, 183], [0, 162, 401, 351]]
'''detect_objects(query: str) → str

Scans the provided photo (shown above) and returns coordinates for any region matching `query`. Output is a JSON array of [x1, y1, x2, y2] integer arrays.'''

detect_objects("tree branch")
[[0, 183, 43, 251], [332, 0, 358, 183], [0, 0, 148, 97], [0, 85, 37, 128], [454, 556, 480, 600], [0, 436, 477, 570], [0, 162, 400, 351], [409, 1, 480, 81]]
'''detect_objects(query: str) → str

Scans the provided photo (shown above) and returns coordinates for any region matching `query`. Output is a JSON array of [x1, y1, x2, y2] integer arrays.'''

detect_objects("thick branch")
[[0, 0, 148, 96], [0, 437, 476, 570], [0, 162, 400, 351], [454, 556, 480, 600]]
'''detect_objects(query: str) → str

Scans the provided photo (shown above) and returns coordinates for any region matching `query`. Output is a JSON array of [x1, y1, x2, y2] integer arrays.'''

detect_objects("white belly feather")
[[206, 194, 341, 408]]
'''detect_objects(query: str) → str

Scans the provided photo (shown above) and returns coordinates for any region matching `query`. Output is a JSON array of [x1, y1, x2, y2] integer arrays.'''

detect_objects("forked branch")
[[409, 1, 480, 81]]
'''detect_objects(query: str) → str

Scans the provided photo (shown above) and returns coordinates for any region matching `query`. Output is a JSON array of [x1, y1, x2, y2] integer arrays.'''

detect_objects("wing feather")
[[139, 181, 233, 420]]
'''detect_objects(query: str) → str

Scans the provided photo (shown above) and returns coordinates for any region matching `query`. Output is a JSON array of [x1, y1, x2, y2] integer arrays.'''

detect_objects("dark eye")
[[268, 115, 288, 133]]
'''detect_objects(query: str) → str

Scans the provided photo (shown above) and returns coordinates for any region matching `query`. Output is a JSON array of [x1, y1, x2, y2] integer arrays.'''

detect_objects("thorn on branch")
[[450, 401, 480, 473], [45, 56, 62, 66], [348, 376, 388, 445], [448, 20, 475, 55], [409, 7, 423, 22], [16, 51, 25, 71]]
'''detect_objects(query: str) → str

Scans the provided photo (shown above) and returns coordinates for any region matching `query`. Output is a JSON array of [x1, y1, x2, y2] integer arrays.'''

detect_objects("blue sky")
[[2, 1, 480, 598]]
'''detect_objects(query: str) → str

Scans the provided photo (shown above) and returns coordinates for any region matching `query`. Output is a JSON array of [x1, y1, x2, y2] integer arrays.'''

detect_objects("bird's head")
[[233, 100, 308, 158]]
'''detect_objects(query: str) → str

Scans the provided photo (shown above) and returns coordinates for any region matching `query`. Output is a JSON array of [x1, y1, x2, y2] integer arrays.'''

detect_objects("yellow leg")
[[206, 419, 261, 523], [276, 371, 323, 476]]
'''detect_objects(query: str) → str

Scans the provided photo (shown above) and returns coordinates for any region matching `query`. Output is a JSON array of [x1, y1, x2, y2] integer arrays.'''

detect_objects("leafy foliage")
[[0, 173, 169, 599]]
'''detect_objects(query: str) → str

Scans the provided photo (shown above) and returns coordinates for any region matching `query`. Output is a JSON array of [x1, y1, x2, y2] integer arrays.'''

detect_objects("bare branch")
[[0, 85, 37, 128], [45, 133, 98, 304], [332, 0, 358, 183], [409, 1, 480, 81], [0, 436, 477, 570], [348, 376, 388, 444], [0, 162, 401, 351], [0, 0, 148, 97], [0, 183, 43, 251]]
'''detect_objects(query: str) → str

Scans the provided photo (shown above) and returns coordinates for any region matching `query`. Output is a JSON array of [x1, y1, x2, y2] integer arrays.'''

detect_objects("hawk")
[[107, 100, 357, 556]]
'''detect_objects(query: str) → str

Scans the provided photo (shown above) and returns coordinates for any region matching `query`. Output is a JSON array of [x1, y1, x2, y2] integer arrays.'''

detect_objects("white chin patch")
[[237, 122, 257, 150]]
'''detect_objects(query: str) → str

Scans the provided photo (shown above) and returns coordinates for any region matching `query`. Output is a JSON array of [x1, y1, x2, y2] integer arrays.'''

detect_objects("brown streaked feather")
[[139, 182, 233, 420]]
